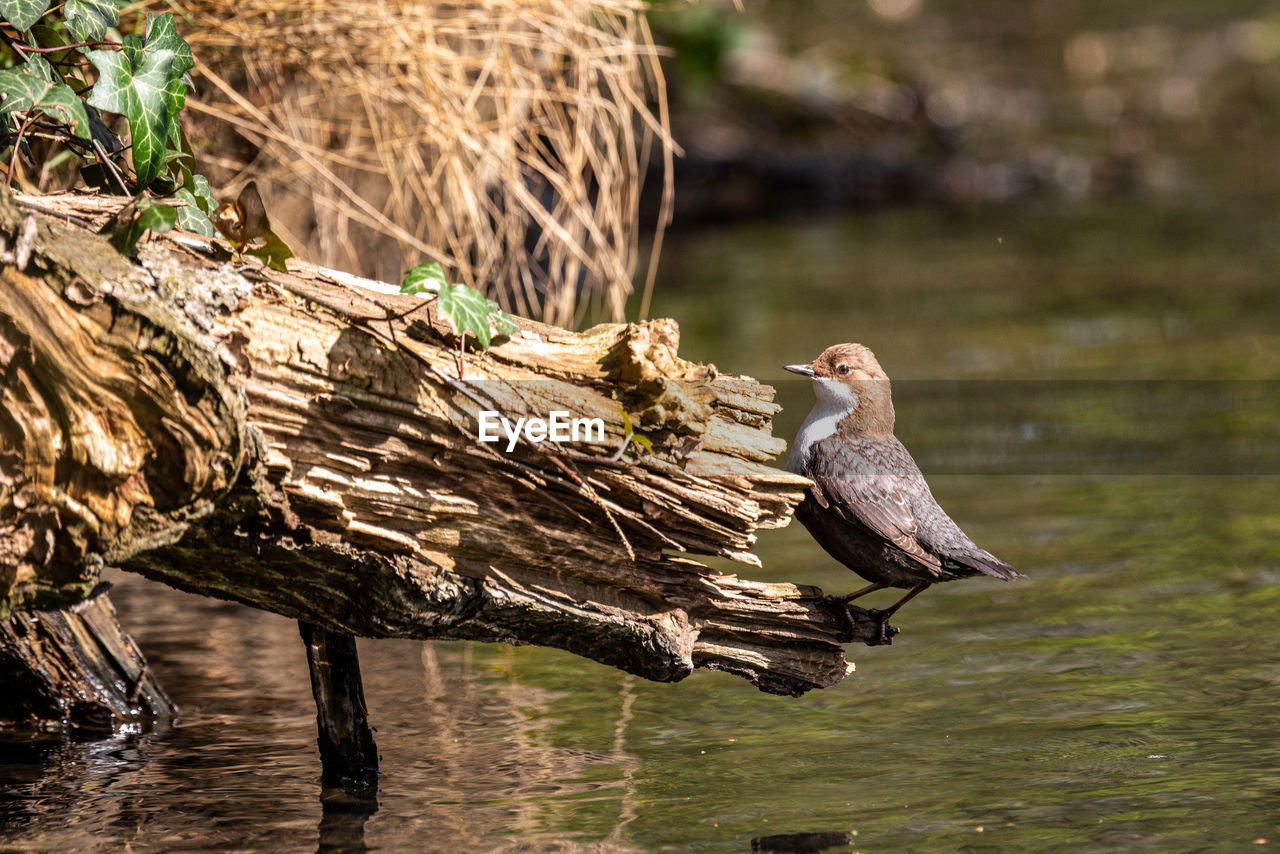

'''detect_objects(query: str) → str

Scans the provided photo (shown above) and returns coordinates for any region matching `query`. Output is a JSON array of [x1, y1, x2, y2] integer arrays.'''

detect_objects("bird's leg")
[[867, 583, 931, 646], [822, 582, 887, 642], [833, 582, 887, 604]]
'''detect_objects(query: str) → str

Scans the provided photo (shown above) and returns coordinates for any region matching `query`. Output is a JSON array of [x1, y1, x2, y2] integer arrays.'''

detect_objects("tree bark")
[[299, 621, 379, 796], [0, 587, 176, 730], [0, 189, 876, 702]]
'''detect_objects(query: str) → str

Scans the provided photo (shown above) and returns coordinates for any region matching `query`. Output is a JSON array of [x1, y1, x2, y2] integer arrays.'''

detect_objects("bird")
[[784, 342, 1023, 645]]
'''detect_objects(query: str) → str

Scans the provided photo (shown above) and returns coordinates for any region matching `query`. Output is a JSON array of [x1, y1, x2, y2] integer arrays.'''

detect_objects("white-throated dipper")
[[785, 343, 1023, 645]]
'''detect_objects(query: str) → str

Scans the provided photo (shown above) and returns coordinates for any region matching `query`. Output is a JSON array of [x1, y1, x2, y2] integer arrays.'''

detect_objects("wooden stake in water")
[[298, 622, 379, 798]]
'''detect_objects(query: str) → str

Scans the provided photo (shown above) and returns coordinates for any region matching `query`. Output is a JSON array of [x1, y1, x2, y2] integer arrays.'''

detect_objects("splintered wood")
[[1, 190, 879, 697]]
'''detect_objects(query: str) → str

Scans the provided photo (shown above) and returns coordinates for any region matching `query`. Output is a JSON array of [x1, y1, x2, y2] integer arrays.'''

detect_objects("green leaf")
[[400, 264, 515, 348], [137, 200, 178, 233], [437, 282, 505, 349], [86, 47, 168, 186], [138, 12, 193, 77], [0, 0, 52, 31], [174, 172, 215, 235], [117, 32, 144, 71], [244, 230, 293, 272], [65, 0, 117, 43], [165, 80, 189, 153], [15, 52, 53, 81], [400, 262, 448, 295], [162, 146, 191, 168], [0, 56, 91, 139], [86, 13, 192, 189], [103, 198, 176, 255], [486, 298, 520, 335], [163, 74, 186, 154], [185, 171, 215, 208], [629, 434, 653, 454], [28, 24, 71, 65], [174, 189, 212, 235]]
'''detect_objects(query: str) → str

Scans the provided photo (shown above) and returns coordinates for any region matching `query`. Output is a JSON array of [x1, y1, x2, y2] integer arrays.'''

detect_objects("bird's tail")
[[972, 550, 1024, 581]]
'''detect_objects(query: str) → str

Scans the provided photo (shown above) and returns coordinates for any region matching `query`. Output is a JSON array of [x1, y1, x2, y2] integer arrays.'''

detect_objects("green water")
[[637, 201, 1280, 851], [3, 199, 1277, 852]]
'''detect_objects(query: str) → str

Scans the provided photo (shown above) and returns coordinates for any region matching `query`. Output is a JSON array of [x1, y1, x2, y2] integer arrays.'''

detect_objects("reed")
[[177, 0, 678, 327]]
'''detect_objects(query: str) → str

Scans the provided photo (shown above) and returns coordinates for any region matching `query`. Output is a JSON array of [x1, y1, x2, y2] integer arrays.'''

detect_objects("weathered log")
[[0, 189, 877, 702], [299, 621, 379, 796], [0, 587, 175, 730]]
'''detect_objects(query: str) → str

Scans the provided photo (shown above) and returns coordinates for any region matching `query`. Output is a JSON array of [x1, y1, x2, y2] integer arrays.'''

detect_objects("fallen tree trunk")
[[0, 588, 175, 730], [0, 189, 876, 701]]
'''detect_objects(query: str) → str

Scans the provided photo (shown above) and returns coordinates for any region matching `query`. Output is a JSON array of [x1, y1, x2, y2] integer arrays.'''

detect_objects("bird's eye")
[[837, 364, 851, 375]]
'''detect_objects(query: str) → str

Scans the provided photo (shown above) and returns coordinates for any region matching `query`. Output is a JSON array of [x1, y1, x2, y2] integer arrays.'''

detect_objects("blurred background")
[[3, 1, 1280, 852]]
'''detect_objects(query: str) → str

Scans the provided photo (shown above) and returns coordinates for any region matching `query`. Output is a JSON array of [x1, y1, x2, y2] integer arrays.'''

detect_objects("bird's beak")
[[784, 363, 816, 377]]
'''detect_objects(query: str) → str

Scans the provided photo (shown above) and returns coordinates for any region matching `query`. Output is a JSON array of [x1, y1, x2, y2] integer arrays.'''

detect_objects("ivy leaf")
[[174, 189, 212, 234], [486, 298, 519, 335], [437, 283, 497, 348], [399, 264, 517, 348], [174, 172, 215, 236], [118, 32, 144, 70], [86, 13, 191, 189], [493, 310, 518, 337], [400, 262, 448, 295], [103, 197, 178, 255], [436, 282, 517, 350], [28, 24, 72, 65], [65, 0, 117, 43], [0, 0, 52, 31], [0, 56, 90, 139], [137, 200, 178, 233], [137, 11, 193, 77], [163, 75, 187, 153], [244, 230, 293, 273]]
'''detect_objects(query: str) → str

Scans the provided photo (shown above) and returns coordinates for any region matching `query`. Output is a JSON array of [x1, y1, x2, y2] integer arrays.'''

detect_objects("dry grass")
[[173, 0, 677, 328]]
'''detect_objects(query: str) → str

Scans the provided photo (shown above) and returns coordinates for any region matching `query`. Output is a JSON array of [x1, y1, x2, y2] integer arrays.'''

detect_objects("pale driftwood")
[[0, 189, 877, 700]]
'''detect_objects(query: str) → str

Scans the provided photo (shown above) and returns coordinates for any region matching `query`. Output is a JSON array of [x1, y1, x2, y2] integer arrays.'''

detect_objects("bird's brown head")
[[785, 342, 895, 436]]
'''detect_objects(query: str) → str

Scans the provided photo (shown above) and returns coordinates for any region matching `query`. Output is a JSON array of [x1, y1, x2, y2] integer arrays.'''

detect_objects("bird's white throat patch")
[[785, 377, 858, 473]]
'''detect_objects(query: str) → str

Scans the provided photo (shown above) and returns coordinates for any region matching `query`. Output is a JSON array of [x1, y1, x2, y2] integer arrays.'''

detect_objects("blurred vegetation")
[[649, 0, 1280, 215], [7, 0, 1278, 324]]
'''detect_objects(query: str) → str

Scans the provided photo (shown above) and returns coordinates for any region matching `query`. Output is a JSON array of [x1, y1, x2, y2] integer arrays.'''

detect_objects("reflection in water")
[[752, 830, 856, 852], [0, 729, 172, 851], [318, 791, 376, 854], [0, 582, 649, 852]]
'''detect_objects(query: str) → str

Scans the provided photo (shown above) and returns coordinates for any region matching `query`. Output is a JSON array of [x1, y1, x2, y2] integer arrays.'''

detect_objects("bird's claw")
[[865, 609, 901, 646], [819, 594, 860, 640], [822, 597, 901, 645]]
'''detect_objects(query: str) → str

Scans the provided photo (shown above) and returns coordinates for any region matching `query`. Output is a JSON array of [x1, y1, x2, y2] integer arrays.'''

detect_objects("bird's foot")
[[864, 609, 901, 647], [821, 594, 859, 643], [822, 596, 901, 645]]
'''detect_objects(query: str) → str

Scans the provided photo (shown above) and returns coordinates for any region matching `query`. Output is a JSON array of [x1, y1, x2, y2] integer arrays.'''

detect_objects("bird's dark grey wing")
[[809, 470, 942, 576]]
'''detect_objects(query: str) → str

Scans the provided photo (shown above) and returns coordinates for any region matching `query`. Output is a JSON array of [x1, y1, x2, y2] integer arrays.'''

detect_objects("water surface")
[[3, 194, 1278, 852]]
